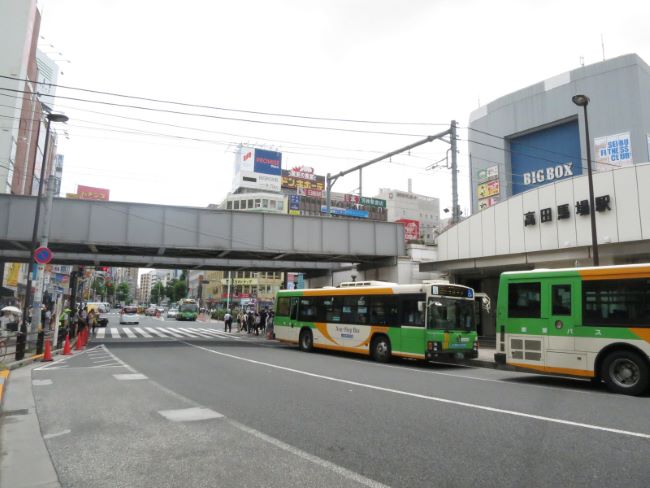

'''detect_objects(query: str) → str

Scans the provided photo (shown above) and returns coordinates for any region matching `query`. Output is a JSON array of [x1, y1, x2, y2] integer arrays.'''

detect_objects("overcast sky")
[[37, 0, 650, 214]]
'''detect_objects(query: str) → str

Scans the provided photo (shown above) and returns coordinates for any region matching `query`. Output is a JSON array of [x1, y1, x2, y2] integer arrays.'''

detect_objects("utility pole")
[[325, 124, 456, 216], [450, 120, 460, 224]]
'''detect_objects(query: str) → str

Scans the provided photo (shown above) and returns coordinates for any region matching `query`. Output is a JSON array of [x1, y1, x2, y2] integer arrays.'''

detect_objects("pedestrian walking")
[[89, 309, 98, 335], [247, 310, 255, 334], [224, 311, 232, 333]]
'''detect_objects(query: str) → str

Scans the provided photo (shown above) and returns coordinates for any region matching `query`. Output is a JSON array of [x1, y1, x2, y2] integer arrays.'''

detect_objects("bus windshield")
[[427, 298, 475, 331], [180, 303, 198, 313]]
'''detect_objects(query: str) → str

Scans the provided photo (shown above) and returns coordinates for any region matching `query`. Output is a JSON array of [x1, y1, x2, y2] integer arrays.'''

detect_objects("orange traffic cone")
[[75, 331, 83, 350], [63, 333, 72, 355], [42, 338, 53, 361]]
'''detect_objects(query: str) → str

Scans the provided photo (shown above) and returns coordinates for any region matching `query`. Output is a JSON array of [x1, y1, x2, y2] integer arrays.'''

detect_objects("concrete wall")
[[438, 163, 650, 262]]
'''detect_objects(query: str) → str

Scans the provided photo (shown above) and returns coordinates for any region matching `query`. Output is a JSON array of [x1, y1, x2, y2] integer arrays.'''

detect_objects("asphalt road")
[[30, 314, 650, 487]]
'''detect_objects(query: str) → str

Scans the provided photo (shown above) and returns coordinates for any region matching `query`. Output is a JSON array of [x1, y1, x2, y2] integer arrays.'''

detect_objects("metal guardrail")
[[0, 328, 65, 364]]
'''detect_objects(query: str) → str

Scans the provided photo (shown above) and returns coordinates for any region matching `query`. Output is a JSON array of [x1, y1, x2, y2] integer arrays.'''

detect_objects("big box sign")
[[510, 120, 582, 195]]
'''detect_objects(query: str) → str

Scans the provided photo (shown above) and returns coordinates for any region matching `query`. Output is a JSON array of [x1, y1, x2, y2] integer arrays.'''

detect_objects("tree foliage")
[[116, 282, 130, 303]]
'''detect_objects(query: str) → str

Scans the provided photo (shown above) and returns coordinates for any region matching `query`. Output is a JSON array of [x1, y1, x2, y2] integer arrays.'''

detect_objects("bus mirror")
[[417, 301, 425, 312], [481, 296, 491, 314]]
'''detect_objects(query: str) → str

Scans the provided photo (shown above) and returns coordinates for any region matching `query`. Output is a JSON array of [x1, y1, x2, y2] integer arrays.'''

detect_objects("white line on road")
[[132, 327, 152, 338], [171, 328, 200, 338], [156, 327, 183, 337], [191, 328, 240, 340], [96, 328, 106, 338], [122, 327, 136, 338], [183, 342, 650, 441], [113, 373, 148, 380], [145, 327, 167, 337], [101, 345, 388, 488], [43, 429, 71, 440], [178, 327, 211, 338], [158, 407, 223, 422], [110, 328, 121, 338], [100, 345, 136, 373], [32, 379, 53, 386], [229, 419, 389, 488]]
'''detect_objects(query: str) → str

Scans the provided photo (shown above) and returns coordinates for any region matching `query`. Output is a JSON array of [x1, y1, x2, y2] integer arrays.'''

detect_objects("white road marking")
[[113, 373, 148, 380], [95, 328, 106, 338], [184, 342, 650, 441], [100, 345, 136, 373], [32, 379, 53, 386], [103, 345, 387, 488], [145, 327, 167, 337], [122, 327, 136, 338], [229, 419, 389, 488], [158, 407, 223, 422], [93, 358, 117, 364], [43, 429, 71, 440], [178, 327, 211, 338], [133, 327, 152, 338], [349, 358, 598, 396], [157, 327, 184, 338], [192, 328, 242, 340], [171, 328, 200, 338], [110, 328, 121, 338]]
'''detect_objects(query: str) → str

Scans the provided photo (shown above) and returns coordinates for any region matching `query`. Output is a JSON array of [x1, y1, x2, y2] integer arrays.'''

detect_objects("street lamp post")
[[18, 112, 68, 359], [572, 95, 599, 266]]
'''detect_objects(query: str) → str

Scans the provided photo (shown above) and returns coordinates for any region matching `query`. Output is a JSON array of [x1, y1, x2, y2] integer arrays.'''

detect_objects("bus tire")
[[299, 329, 313, 352], [602, 350, 650, 396], [371, 335, 391, 363]]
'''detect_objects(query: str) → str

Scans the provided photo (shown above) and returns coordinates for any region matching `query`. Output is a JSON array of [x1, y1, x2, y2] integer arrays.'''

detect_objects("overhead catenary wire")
[[0, 73, 448, 128], [0, 85, 430, 138]]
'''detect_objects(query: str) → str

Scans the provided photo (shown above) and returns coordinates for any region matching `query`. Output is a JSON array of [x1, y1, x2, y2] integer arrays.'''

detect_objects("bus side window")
[[551, 285, 571, 315], [276, 297, 291, 316], [290, 297, 299, 320], [401, 296, 424, 327]]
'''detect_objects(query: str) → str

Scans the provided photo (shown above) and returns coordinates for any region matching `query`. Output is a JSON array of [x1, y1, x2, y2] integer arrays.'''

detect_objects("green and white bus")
[[176, 298, 199, 321], [495, 264, 650, 395], [274, 280, 479, 362]]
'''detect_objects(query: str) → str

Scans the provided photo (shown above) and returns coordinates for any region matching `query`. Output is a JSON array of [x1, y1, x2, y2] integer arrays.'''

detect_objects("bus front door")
[[545, 281, 584, 372]]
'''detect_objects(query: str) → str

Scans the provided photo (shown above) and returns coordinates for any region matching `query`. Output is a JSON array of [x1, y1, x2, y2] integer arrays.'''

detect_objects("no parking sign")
[[34, 246, 53, 264]]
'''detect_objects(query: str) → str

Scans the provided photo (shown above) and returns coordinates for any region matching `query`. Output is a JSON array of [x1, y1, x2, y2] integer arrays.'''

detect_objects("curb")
[[2, 337, 80, 371], [0, 369, 8, 408]]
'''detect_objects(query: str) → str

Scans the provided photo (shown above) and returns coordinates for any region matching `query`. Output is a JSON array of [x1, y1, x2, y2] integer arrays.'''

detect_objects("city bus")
[[494, 264, 650, 395], [176, 298, 199, 321], [274, 280, 479, 362]]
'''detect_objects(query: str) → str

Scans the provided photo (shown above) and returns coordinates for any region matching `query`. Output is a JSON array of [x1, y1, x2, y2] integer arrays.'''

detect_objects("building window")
[[233, 200, 240, 210], [269, 200, 276, 209], [226, 201, 232, 209], [508, 282, 541, 318], [248, 199, 254, 208], [262, 199, 268, 208], [240, 200, 247, 209], [255, 199, 261, 208]]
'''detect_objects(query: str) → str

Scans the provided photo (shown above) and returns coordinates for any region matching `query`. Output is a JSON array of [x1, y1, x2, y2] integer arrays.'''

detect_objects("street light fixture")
[[572, 94, 599, 266], [21, 111, 69, 338]]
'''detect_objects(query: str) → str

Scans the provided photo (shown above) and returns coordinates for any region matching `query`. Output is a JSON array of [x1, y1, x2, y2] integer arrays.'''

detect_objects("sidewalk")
[[0, 364, 61, 488]]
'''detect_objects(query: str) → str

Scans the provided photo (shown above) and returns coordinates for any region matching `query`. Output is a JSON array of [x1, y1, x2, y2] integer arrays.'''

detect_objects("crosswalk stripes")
[[145, 327, 166, 337], [92, 325, 257, 341], [132, 327, 152, 338], [122, 327, 137, 338]]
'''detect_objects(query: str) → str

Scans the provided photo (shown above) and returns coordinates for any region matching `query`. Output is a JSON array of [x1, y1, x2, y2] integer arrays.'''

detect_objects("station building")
[[422, 53, 650, 338]]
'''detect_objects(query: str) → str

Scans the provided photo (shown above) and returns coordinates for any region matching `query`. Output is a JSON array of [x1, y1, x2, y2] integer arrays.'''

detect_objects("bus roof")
[[501, 263, 650, 281], [277, 283, 426, 296]]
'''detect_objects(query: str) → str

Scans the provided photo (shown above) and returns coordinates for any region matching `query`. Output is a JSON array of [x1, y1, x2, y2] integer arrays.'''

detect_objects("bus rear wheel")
[[602, 350, 650, 396], [371, 335, 391, 363], [299, 329, 313, 352]]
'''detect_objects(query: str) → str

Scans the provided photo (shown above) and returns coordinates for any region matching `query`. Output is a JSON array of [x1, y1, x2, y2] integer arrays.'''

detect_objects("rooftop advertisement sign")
[[254, 149, 282, 176], [76, 185, 110, 201]]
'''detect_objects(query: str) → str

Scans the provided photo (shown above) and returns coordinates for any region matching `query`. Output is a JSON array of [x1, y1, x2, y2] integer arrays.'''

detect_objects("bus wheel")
[[299, 329, 313, 352], [602, 350, 650, 396], [371, 335, 391, 363]]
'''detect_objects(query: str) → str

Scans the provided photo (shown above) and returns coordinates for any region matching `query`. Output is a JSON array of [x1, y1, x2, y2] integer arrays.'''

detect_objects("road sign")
[[34, 246, 53, 264]]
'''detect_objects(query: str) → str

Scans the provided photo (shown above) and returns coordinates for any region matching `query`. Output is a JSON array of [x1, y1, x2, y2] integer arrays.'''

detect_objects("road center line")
[[43, 429, 71, 440], [183, 342, 650, 441]]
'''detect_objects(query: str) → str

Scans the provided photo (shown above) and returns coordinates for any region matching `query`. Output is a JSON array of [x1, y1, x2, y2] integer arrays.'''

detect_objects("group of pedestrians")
[[58, 304, 99, 339], [222, 308, 274, 337]]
